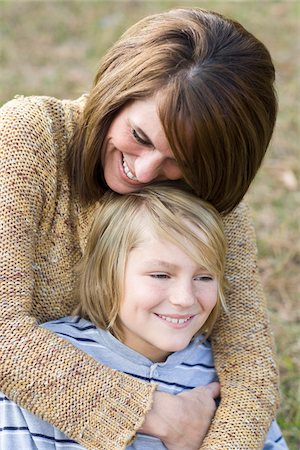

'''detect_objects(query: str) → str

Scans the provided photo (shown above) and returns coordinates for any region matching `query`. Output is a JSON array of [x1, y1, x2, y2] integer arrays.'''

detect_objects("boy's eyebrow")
[[144, 259, 209, 272], [144, 260, 178, 270]]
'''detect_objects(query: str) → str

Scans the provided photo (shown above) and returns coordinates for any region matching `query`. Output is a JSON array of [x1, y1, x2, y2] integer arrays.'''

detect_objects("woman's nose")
[[134, 150, 164, 183]]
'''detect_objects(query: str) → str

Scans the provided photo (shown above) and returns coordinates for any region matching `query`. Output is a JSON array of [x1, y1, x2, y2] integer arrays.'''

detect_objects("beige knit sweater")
[[0, 95, 279, 450]]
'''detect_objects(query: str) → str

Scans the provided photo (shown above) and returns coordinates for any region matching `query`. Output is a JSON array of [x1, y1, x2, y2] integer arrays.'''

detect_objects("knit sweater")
[[0, 95, 279, 450]]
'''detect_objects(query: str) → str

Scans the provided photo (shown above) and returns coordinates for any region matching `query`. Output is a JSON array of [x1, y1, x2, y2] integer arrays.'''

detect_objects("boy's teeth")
[[158, 315, 191, 324], [122, 156, 137, 180]]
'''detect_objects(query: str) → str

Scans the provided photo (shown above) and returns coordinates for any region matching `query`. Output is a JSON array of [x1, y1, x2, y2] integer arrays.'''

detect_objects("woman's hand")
[[140, 382, 220, 450]]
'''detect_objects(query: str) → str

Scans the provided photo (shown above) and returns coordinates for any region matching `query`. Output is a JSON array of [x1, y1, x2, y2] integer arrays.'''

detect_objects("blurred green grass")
[[1, 1, 299, 448]]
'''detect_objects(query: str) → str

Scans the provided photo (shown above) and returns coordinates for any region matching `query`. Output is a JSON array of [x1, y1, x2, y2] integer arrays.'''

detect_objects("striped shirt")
[[0, 316, 288, 449]]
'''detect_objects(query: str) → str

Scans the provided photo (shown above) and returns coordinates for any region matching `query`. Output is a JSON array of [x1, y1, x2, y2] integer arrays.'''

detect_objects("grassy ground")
[[1, 1, 299, 448]]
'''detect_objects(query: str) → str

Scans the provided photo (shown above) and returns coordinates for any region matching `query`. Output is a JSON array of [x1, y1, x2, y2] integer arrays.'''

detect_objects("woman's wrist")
[[139, 391, 170, 440], [138, 383, 219, 450]]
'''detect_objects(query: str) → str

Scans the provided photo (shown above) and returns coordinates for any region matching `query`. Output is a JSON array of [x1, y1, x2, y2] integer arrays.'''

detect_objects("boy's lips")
[[155, 313, 195, 325]]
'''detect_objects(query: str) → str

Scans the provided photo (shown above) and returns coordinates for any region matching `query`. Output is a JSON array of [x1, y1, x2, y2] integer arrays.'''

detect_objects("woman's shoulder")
[[222, 201, 257, 248], [0, 94, 87, 164], [222, 201, 253, 230], [0, 94, 87, 138], [1, 94, 61, 117]]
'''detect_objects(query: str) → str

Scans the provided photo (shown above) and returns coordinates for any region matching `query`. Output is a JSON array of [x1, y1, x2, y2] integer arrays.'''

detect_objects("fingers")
[[204, 382, 220, 398], [180, 382, 221, 400], [189, 381, 220, 398]]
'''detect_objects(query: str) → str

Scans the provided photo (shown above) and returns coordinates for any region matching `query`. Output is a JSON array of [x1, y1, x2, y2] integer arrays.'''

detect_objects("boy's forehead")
[[135, 217, 208, 256], [137, 212, 202, 237]]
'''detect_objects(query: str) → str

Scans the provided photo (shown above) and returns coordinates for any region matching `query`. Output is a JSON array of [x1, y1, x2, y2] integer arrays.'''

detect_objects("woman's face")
[[102, 96, 183, 193]]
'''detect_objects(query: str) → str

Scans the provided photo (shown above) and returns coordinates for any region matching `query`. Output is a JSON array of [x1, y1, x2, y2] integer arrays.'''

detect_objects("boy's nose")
[[169, 284, 196, 308]]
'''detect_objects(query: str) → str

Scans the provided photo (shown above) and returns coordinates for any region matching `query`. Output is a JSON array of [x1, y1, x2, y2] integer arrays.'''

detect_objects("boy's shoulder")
[[41, 316, 114, 363], [41, 315, 97, 336]]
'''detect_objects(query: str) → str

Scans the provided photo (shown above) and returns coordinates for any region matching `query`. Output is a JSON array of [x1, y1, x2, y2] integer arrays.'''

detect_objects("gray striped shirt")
[[0, 316, 288, 449]]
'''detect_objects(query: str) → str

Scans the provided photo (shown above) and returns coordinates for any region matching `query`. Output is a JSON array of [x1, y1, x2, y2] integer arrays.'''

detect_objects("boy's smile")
[[119, 228, 218, 362]]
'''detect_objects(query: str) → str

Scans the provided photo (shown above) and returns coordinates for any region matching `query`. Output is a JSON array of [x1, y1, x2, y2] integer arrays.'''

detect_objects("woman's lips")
[[122, 154, 137, 180]]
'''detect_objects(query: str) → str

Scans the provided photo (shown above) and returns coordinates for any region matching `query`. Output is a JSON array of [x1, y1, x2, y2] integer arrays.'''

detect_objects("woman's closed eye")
[[132, 128, 152, 146]]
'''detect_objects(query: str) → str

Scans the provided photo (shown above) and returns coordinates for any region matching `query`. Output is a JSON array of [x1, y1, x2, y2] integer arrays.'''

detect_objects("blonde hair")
[[75, 183, 227, 341], [68, 7, 277, 214]]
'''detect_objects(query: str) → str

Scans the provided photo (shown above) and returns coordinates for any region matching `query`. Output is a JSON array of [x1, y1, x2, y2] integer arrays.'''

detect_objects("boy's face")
[[118, 228, 218, 362]]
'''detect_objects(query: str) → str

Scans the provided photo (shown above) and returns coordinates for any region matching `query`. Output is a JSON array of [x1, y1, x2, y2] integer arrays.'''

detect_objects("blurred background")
[[1, 0, 299, 448]]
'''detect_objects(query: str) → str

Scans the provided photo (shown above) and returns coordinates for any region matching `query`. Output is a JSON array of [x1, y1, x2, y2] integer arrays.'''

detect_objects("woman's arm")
[[200, 202, 280, 449]]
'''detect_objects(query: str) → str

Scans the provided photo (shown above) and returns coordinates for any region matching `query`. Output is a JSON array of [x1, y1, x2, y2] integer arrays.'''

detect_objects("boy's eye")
[[195, 275, 214, 282], [150, 273, 169, 279], [132, 129, 150, 146]]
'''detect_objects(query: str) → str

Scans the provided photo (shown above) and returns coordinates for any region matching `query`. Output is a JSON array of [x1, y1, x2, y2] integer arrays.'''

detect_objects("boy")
[[0, 185, 287, 449]]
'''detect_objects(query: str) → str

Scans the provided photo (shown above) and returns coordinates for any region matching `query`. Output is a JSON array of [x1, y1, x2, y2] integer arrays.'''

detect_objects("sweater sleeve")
[[0, 97, 155, 450], [200, 202, 280, 449]]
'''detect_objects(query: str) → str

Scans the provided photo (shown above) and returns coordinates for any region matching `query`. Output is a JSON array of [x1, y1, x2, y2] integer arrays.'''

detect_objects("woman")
[[0, 7, 278, 450]]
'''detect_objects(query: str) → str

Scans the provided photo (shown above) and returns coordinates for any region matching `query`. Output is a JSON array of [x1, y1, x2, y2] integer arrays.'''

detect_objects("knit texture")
[[0, 95, 279, 450]]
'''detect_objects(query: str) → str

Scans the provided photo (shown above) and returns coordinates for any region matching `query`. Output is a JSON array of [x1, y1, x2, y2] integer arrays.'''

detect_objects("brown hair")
[[67, 7, 277, 214], [74, 183, 227, 340]]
